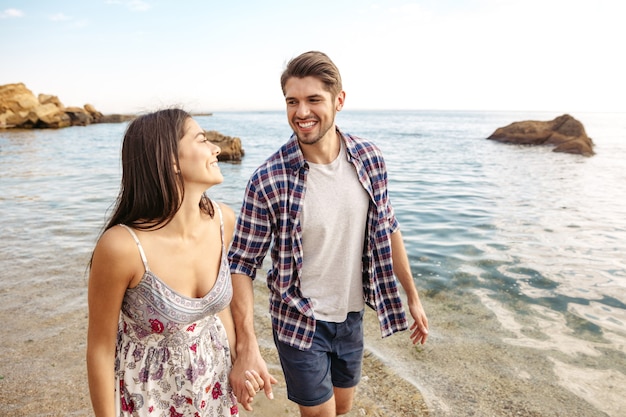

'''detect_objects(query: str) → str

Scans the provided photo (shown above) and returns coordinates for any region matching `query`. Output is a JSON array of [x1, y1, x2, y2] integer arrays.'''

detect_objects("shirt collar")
[[285, 126, 358, 172]]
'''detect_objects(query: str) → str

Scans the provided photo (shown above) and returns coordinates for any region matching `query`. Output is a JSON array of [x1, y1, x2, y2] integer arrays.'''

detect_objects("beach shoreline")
[[0, 276, 428, 417], [1, 271, 616, 417], [1, 259, 617, 417]]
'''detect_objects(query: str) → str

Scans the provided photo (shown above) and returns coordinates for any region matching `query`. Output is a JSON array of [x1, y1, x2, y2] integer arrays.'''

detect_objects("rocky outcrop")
[[1, 83, 245, 160], [487, 114, 595, 156], [204, 130, 245, 162], [0, 83, 111, 128]]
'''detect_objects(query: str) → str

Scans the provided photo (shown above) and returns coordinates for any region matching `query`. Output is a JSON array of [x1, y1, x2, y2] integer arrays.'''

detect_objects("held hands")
[[244, 370, 266, 397], [230, 352, 278, 411]]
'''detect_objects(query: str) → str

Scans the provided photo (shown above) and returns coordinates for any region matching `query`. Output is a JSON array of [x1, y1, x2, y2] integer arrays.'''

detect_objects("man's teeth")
[[298, 121, 315, 128]]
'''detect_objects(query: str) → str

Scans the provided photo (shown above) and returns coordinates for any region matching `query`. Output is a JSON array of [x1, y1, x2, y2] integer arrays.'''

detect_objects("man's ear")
[[335, 91, 346, 112]]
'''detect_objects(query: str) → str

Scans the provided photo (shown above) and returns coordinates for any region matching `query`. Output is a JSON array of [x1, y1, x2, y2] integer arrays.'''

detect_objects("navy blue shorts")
[[273, 310, 365, 407]]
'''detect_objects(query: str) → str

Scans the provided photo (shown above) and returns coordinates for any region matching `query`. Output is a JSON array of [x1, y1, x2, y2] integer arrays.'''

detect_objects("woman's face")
[[176, 118, 223, 190]]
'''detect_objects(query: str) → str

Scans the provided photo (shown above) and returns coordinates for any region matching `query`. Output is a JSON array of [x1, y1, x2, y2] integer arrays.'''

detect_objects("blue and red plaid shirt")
[[228, 127, 408, 350]]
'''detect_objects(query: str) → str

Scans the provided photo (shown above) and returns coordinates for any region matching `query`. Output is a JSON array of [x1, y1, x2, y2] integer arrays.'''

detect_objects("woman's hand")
[[244, 370, 265, 397]]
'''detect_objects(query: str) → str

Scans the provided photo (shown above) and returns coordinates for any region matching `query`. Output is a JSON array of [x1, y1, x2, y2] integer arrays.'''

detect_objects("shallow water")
[[1, 110, 625, 416]]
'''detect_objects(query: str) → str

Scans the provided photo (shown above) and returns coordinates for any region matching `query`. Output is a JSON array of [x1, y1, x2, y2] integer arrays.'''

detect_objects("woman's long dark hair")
[[87, 108, 214, 271], [104, 108, 214, 233]]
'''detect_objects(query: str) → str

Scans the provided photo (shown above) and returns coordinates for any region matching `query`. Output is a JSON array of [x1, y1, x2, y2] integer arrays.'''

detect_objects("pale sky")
[[1, 0, 624, 114]]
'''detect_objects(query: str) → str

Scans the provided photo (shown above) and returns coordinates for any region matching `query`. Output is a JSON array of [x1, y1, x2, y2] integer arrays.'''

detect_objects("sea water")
[[1, 110, 625, 415]]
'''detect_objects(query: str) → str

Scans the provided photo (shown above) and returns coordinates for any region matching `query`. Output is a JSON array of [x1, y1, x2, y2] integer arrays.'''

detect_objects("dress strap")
[[212, 200, 225, 248], [118, 224, 150, 272]]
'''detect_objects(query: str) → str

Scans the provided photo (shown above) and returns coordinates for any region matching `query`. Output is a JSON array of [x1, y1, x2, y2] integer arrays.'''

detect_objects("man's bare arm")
[[391, 230, 429, 344]]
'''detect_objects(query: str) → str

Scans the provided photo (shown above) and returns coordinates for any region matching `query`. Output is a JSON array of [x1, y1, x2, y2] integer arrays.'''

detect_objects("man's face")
[[284, 76, 344, 146]]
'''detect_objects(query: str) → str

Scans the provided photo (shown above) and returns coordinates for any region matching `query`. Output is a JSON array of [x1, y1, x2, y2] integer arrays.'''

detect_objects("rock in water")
[[204, 130, 245, 161], [487, 114, 595, 156]]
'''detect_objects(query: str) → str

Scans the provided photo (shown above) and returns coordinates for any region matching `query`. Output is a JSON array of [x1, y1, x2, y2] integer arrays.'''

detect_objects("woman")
[[87, 109, 261, 416]]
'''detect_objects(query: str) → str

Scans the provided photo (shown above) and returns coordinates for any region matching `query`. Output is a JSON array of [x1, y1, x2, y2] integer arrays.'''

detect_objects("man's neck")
[[300, 128, 341, 164]]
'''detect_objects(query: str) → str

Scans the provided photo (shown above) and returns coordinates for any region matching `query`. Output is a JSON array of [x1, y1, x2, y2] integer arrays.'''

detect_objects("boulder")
[[0, 83, 39, 112], [38, 93, 64, 109], [33, 102, 71, 128], [487, 114, 595, 156], [204, 130, 245, 162], [0, 82, 112, 129], [64, 106, 92, 126], [84, 103, 105, 123]]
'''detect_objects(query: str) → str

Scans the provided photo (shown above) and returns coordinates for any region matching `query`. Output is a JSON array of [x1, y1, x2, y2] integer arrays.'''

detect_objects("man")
[[228, 51, 429, 417]]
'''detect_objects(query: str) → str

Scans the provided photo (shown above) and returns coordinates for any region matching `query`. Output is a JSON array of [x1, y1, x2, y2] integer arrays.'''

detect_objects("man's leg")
[[333, 386, 357, 416], [273, 311, 364, 417], [296, 385, 356, 417], [329, 310, 364, 415], [273, 330, 335, 414], [298, 397, 337, 417]]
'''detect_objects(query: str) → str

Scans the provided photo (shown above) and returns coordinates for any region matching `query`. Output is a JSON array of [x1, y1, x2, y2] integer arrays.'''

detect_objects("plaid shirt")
[[228, 128, 408, 350]]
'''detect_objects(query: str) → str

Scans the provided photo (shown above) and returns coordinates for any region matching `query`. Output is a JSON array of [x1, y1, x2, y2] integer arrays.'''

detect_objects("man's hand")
[[408, 298, 429, 345], [230, 348, 278, 411]]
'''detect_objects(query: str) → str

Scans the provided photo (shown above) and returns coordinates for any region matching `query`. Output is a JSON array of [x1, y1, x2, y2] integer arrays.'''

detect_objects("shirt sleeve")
[[376, 149, 400, 234], [387, 198, 400, 233], [228, 177, 272, 279]]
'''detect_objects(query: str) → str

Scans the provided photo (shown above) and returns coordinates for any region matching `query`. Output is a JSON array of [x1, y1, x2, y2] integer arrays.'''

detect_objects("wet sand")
[[0, 269, 614, 416], [0, 276, 427, 417]]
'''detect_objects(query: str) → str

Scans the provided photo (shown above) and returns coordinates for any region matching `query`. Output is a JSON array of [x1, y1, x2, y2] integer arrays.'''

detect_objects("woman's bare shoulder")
[[216, 202, 235, 221], [215, 201, 236, 241], [93, 225, 140, 267]]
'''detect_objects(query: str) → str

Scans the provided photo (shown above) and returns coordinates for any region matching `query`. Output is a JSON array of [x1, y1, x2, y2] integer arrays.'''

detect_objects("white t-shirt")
[[300, 141, 369, 322]]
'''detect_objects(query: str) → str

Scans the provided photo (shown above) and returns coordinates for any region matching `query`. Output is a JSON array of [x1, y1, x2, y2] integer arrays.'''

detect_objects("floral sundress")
[[115, 206, 238, 416]]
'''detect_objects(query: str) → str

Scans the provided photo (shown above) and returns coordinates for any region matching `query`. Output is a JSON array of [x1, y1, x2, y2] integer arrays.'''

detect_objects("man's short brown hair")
[[280, 51, 343, 98]]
